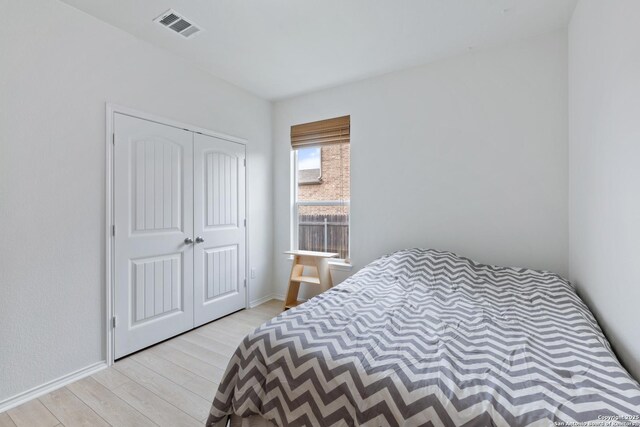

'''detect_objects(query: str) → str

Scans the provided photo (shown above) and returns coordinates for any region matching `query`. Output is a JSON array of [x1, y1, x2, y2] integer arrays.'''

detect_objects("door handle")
[[195, 236, 205, 244], [184, 237, 194, 245]]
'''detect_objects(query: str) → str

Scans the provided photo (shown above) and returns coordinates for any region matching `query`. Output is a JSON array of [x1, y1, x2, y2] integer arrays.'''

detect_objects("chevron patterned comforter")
[[207, 249, 640, 426]]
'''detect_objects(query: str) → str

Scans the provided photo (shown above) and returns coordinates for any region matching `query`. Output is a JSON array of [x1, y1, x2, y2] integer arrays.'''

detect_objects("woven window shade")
[[291, 115, 350, 148]]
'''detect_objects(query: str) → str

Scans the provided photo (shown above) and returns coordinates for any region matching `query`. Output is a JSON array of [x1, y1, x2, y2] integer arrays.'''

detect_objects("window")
[[292, 116, 350, 260]]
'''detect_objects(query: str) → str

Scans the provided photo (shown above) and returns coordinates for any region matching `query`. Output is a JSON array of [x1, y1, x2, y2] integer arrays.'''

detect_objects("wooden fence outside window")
[[298, 214, 349, 259]]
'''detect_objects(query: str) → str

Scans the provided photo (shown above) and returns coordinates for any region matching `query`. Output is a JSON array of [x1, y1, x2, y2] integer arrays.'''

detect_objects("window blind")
[[291, 115, 350, 148]]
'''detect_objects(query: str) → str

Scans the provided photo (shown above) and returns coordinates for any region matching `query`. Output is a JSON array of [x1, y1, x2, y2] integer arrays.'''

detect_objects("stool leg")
[[284, 255, 302, 310]]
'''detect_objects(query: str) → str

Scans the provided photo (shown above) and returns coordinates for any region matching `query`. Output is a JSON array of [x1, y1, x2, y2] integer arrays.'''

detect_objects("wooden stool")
[[283, 250, 338, 310]]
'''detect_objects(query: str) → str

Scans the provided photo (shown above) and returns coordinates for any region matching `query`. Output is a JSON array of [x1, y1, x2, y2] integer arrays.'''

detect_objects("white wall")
[[273, 32, 568, 298], [0, 0, 272, 404], [568, 0, 640, 380]]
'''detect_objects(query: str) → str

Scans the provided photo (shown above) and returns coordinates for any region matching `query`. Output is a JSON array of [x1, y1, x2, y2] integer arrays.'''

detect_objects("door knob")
[[184, 237, 194, 244], [195, 236, 205, 244]]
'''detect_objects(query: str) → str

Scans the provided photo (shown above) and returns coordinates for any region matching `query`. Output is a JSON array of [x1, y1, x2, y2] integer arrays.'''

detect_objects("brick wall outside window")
[[298, 143, 350, 215]]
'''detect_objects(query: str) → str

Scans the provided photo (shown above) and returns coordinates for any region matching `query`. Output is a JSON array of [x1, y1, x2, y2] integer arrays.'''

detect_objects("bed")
[[206, 249, 640, 426]]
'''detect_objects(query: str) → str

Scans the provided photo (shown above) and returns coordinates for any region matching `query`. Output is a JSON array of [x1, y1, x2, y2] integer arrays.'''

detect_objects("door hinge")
[[243, 219, 246, 227], [244, 279, 247, 288], [243, 158, 246, 167], [112, 316, 117, 328], [112, 225, 115, 236], [112, 133, 115, 145]]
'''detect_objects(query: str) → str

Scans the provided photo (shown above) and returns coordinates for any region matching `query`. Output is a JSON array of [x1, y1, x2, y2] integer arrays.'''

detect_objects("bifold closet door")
[[193, 133, 246, 327], [113, 114, 194, 359]]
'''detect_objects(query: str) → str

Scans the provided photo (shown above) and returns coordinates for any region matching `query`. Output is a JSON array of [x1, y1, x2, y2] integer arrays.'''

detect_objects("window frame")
[[291, 148, 351, 262]]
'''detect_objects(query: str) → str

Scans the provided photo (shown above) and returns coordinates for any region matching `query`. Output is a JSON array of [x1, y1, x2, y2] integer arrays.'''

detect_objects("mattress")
[[207, 249, 640, 426]]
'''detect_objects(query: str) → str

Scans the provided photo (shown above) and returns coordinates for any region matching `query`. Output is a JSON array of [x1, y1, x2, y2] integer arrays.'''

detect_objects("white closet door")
[[113, 114, 194, 358], [193, 133, 246, 326]]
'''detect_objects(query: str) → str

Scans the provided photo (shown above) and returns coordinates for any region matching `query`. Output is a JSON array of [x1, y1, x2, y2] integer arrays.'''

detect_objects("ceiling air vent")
[[154, 9, 202, 39]]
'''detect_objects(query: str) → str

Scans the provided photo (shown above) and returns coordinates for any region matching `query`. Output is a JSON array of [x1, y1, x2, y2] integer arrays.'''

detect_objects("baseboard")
[[249, 293, 286, 307], [249, 293, 274, 307], [0, 361, 107, 413]]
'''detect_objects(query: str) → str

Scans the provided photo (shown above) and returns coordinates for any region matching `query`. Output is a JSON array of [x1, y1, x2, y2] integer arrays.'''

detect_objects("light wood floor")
[[0, 300, 282, 427]]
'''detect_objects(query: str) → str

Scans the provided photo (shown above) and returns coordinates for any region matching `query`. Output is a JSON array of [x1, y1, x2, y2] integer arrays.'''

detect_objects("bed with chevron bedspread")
[[207, 249, 640, 426]]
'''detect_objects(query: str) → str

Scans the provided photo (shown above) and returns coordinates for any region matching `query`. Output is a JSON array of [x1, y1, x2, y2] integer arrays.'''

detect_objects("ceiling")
[[60, 0, 577, 100]]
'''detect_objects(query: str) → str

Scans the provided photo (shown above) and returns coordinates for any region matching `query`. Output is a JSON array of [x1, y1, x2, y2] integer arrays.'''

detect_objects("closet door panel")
[[113, 114, 194, 359], [193, 133, 246, 326]]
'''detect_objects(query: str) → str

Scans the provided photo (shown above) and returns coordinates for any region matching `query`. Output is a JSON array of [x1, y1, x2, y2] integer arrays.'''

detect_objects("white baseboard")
[[0, 361, 107, 413], [249, 293, 275, 307], [249, 293, 285, 308]]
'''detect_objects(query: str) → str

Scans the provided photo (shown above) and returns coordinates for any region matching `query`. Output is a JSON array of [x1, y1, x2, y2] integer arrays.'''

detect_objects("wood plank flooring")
[[2, 300, 282, 427]]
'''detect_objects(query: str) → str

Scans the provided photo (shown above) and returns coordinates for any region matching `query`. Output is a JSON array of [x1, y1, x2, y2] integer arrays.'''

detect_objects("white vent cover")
[[154, 9, 202, 38]]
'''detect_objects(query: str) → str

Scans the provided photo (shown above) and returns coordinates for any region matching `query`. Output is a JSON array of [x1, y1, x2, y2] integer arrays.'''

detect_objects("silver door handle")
[[184, 237, 194, 244], [195, 236, 205, 244]]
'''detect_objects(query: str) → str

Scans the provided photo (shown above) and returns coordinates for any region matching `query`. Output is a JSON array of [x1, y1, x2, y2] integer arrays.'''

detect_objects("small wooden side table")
[[283, 250, 339, 310]]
